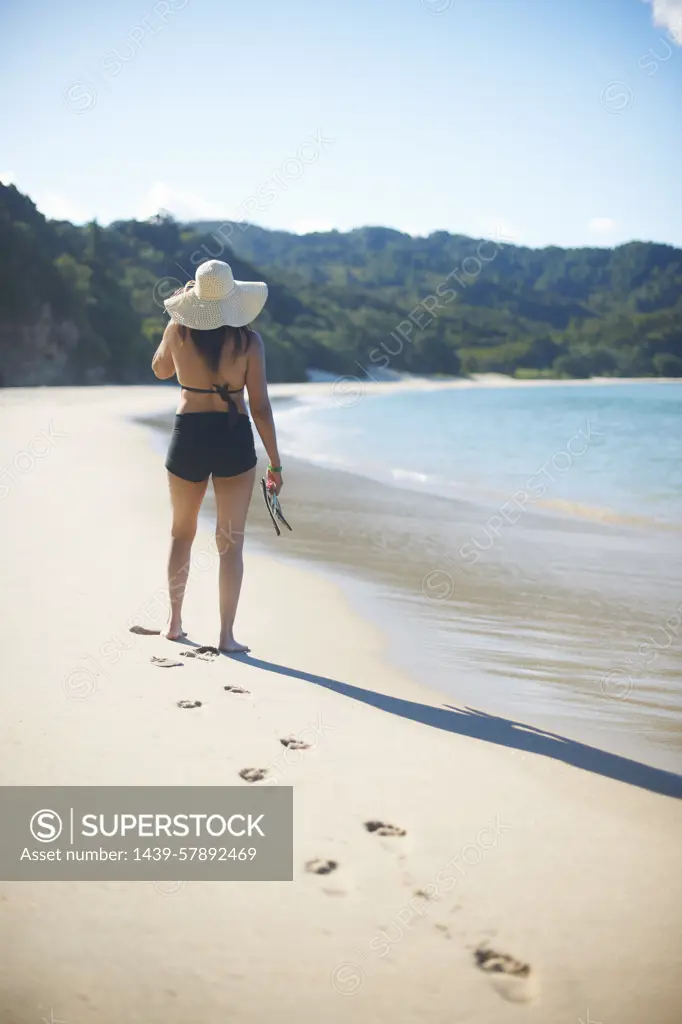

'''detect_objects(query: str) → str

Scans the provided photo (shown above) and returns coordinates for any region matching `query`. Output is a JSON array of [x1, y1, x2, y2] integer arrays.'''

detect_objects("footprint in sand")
[[180, 646, 220, 662], [305, 857, 349, 896], [151, 656, 183, 668], [305, 858, 338, 876], [224, 685, 250, 695], [176, 700, 202, 709], [474, 946, 537, 1003], [411, 890, 457, 932], [364, 820, 407, 837], [280, 736, 311, 750], [239, 767, 268, 783], [130, 625, 161, 635]]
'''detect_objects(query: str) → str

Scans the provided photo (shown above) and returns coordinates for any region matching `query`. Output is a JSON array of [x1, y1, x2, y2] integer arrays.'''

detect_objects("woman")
[[151, 259, 282, 653]]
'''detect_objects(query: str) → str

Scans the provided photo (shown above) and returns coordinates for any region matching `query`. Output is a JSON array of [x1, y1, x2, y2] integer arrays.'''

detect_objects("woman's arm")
[[245, 331, 282, 493], [151, 323, 177, 379]]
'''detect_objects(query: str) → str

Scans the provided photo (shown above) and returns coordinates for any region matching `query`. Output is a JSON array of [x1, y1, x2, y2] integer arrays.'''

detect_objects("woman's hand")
[[266, 467, 283, 495]]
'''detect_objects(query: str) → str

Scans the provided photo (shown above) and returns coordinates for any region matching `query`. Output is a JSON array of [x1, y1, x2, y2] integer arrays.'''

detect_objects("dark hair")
[[181, 324, 252, 374]]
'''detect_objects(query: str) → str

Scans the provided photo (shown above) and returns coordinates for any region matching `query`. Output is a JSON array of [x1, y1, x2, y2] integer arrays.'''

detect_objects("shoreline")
[[139, 390, 682, 773], [246, 455, 682, 773], [2, 372, 679, 407], [270, 373, 682, 400], [1, 386, 681, 1023]]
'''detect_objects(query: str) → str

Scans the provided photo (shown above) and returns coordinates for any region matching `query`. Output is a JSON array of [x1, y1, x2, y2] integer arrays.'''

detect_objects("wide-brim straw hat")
[[164, 259, 268, 329]]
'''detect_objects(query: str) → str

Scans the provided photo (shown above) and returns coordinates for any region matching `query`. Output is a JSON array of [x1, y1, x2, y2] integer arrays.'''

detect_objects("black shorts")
[[165, 412, 258, 483]]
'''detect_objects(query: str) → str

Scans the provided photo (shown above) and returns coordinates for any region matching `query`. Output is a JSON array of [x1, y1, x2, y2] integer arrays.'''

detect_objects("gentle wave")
[[274, 383, 682, 530], [528, 496, 682, 530], [391, 468, 430, 484]]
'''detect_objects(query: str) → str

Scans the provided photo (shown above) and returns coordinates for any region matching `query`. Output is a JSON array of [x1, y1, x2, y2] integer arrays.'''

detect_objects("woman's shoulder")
[[164, 319, 184, 346], [247, 328, 264, 352]]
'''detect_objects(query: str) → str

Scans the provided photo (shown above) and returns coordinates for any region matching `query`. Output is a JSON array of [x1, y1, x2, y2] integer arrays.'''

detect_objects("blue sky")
[[1, 0, 681, 248]]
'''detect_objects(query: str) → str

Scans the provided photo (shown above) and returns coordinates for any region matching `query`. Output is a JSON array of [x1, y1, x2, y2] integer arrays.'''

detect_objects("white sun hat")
[[164, 260, 268, 330]]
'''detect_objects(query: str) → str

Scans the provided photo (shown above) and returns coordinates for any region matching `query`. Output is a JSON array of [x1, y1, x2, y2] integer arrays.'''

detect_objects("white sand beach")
[[276, 372, 682, 399], [1, 385, 681, 1024]]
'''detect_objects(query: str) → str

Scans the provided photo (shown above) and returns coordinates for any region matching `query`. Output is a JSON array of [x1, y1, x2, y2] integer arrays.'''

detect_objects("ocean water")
[[146, 381, 682, 771], [275, 382, 682, 527], [267, 382, 682, 771]]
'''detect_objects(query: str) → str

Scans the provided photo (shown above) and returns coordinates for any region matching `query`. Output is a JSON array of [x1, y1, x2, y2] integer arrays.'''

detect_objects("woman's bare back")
[[166, 322, 251, 414]]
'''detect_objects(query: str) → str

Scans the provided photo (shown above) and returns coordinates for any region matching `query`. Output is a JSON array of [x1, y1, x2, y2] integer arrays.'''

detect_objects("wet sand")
[[240, 452, 682, 772], [1, 385, 681, 1024]]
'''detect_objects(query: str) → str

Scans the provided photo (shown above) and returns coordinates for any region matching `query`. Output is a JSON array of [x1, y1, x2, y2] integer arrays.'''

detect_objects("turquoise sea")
[[276, 381, 682, 528], [265, 381, 682, 773], [146, 381, 681, 772]]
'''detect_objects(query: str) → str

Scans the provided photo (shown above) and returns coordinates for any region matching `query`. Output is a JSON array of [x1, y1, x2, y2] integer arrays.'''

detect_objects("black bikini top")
[[181, 384, 244, 425]]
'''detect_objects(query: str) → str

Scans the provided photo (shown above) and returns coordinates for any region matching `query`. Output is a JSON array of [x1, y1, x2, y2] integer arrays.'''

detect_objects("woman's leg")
[[212, 467, 257, 652], [165, 472, 209, 640]]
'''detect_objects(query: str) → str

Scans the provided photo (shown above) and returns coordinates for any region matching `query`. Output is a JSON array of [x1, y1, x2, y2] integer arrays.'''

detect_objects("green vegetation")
[[1, 183, 681, 386]]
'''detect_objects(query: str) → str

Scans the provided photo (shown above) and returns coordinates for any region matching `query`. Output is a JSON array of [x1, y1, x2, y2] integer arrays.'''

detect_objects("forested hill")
[[1, 182, 681, 387], [194, 220, 682, 379]]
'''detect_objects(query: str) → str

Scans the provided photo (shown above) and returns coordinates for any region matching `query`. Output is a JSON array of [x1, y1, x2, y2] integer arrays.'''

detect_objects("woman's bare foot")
[[218, 633, 250, 654], [163, 617, 186, 642]]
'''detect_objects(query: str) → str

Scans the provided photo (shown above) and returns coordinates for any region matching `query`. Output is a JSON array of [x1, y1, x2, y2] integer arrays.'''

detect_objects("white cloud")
[[0, 174, 84, 220], [476, 216, 523, 245], [34, 191, 87, 222], [138, 185, 341, 232], [642, 0, 682, 43], [589, 217, 617, 235], [291, 218, 336, 235], [137, 182, 226, 221]]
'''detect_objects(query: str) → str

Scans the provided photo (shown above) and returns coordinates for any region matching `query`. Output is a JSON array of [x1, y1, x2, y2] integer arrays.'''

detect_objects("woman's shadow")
[[235, 654, 682, 800]]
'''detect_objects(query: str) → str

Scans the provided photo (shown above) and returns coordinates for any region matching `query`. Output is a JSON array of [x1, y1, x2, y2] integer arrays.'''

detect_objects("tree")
[[652, 353, 682, 377], [2, 183, 681, 385]]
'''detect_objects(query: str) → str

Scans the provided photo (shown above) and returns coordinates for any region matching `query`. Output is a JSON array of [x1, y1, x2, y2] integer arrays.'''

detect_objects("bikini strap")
[[180, 384, 244, 396], [214, 384, 244, 399], [180, 384, 243, 425], [213, 384, 242, 426]]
